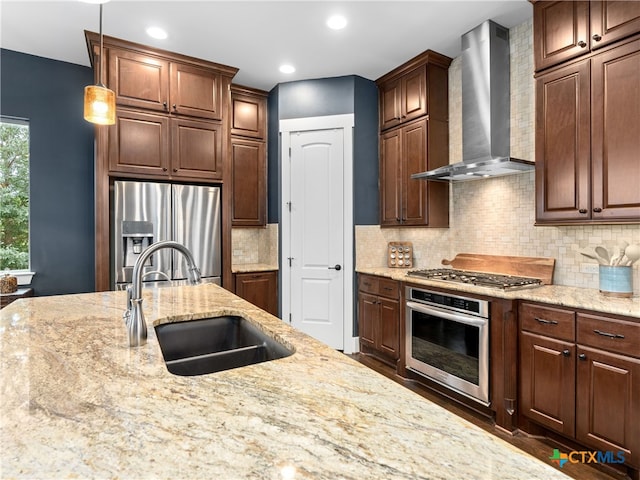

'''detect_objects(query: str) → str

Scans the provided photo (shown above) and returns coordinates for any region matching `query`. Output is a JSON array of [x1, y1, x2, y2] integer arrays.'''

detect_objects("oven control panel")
[[407, 287, 489, 319]]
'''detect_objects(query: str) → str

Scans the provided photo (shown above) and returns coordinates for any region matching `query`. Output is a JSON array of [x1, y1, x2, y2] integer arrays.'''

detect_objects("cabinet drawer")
[[378, 278, 399, 299], [358, 275, 380, 295], [520, 303, 575, 342], [577, 313, 640, 358]]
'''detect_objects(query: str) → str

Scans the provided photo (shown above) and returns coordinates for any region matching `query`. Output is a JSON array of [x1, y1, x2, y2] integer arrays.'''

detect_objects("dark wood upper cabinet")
[[231, 87, 267, 139], [590, 0, 640, 50], [230, 86, 268, 227], [535, 31, 640, 224], [169, 62, 222, 120], [170, 117, 223, 180], [377, 50, 451, 228], [231, 138, 266, 226], [533, 1, 590, 71], [533, 1, 640, 72], [108, 47, 170, 112]]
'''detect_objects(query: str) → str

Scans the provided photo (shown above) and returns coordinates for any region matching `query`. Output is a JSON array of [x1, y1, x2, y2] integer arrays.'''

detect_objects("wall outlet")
[[580, 263, 599, 274]]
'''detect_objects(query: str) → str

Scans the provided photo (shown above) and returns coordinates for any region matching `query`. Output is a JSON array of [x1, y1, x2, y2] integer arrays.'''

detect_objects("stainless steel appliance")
[[406, 286, 490, 405], [112, 180, 221, 290], [407, 268, 542, 290], [412, 20, 534, 181]]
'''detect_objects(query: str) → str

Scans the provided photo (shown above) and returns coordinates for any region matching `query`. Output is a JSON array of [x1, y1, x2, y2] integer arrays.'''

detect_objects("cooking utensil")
[[624, 244, 640, 266], [595, 246, 610, 265], [579, 250, 608, 265], [611, 241, 629, 266]]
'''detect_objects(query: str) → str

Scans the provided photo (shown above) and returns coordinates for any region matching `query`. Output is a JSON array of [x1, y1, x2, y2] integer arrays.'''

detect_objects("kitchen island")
[[0, 284, 570, 479]]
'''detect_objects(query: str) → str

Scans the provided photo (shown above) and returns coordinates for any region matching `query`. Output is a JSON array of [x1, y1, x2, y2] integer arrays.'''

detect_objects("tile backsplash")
[[232, 224, 279, 267], [356, 18, 640, 295]]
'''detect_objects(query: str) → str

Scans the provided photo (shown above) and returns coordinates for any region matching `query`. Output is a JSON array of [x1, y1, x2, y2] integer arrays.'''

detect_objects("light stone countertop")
[[232, 263, 279, 273], [0, 284, 571, 479], [358, 267, 640, 319]]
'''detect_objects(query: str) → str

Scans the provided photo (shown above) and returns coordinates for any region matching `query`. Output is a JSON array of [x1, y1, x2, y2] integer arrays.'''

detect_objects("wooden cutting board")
[[441, 253, 555, 285]]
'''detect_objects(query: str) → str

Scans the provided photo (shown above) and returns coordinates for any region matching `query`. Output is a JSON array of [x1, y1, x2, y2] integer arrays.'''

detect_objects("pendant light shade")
[[84, 3, 115, 125], [84, 84, 115, 124]]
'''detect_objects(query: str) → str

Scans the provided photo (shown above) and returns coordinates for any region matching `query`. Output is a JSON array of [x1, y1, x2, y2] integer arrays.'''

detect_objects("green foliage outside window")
[[0, 120, 30, 270]]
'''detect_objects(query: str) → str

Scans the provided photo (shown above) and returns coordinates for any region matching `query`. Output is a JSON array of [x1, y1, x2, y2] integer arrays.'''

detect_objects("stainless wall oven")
[[405, 286, 490, 406]]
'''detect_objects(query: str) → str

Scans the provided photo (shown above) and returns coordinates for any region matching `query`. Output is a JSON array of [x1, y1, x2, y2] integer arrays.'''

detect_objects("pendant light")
[[84, 2, 115, 125]]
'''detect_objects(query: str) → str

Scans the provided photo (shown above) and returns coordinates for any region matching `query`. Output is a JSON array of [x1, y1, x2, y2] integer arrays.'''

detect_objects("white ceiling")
[[0, 0, 532, 91]]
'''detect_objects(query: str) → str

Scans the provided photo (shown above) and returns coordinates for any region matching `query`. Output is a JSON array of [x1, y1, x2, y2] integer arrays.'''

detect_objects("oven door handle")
[[407, 301, 487, 327]]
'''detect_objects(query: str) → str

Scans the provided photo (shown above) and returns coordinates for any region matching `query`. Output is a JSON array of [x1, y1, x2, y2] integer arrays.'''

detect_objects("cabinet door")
[[400, 66, 427, 124], [378, 297, 400, 360], [108, 108, 170, 176], [402, 118, 428, 226], [535, 59, 591, 223], [520, 331, 576, 437], [576, 346, 640, 468], [231, 92, 266, 139], [231, 138, 266, 226], [108, 47, 169, 112], [533, 1, 590, 71], [590, 1, 640, 51], [170, 118, 222, 181], [380, 128, 402, 226], [590, 39, 640, 221], [235, 271, 278, 317], [379, 78, 402, 130], [358, 292, 379, 349], [170, 62, 222, 120]]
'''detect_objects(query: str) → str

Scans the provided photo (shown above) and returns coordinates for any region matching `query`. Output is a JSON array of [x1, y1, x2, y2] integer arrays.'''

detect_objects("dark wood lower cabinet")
[[357, 274, 400, 366], [234, 271, 278, 317], [519, 301, 640, 473], [520, 331, 576, 437]]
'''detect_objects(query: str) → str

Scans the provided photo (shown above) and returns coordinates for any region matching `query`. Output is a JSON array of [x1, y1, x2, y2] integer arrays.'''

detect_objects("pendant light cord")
[[98, 3, 105, 88]]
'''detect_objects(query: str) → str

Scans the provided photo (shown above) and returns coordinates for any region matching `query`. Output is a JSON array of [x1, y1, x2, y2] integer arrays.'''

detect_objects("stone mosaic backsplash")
[[231, 224, 279, 267]]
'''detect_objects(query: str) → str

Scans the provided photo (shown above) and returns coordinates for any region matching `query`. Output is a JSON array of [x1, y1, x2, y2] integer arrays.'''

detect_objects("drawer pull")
[[593, 329, 625, 339], [579, 353, 587, 361], [535, 317, 558, 325], [383, 287, 393, 291]]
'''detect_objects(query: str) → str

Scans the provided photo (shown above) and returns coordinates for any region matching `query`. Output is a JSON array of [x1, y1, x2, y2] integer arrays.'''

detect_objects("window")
[[0, 117, 30, 271]]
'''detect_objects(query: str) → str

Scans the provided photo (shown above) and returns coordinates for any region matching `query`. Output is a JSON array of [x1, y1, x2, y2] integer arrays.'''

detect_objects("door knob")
[[329, 264, 342, 271]]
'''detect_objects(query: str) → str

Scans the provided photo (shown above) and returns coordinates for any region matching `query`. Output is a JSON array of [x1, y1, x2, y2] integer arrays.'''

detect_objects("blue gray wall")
[[0, 49, 96, 296], [267, 75, 379, 225]]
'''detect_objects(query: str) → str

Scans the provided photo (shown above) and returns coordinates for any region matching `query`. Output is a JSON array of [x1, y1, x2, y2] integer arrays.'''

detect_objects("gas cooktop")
[[406, 268, 543, 290]]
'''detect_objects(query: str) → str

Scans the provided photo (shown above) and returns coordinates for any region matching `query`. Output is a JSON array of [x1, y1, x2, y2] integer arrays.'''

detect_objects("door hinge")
[[286, 201, 292, 211], [287, 256, 294, 267], [289, 147, 292, 158], [289, 313, 292, 324]]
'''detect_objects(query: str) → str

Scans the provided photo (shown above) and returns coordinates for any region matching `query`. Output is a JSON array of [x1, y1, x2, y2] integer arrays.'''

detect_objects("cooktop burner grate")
[[407, 268, 543, 290]]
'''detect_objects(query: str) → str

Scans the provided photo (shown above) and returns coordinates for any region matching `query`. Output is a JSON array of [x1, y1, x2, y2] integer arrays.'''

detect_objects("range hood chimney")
[[412, 20, 534, 182]]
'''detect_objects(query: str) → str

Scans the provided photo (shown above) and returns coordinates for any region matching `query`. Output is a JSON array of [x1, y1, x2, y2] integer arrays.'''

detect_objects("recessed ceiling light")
[[146, 26, 168, 40], [327, 15, 347, 30], [279, 64, 296, 74]]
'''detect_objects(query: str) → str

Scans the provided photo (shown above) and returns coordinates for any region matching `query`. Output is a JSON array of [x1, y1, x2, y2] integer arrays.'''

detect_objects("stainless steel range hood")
[[412, 20, 534, 182]]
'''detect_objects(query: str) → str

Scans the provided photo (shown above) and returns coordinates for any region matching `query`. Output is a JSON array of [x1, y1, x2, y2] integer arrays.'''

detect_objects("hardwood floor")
[[351, 353, 633, 480]]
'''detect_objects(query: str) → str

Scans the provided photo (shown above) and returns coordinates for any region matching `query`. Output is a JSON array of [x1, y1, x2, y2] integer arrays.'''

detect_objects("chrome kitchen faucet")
[[124, 241, 202, 347]]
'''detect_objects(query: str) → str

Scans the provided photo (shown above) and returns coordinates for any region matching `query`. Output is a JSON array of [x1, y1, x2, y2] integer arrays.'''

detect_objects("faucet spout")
[[124, 240, 202, 347]]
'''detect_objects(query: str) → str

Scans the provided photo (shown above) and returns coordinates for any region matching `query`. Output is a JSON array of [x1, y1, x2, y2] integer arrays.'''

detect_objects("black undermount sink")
[[154, 316, 293, 376]]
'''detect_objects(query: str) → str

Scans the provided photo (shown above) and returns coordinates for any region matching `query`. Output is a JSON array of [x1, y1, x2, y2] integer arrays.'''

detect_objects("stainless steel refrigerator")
[[112, 180, 221, 290]]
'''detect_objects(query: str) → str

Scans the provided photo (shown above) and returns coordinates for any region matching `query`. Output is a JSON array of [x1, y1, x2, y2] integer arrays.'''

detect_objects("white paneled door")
[[288, 128, 344, 349]]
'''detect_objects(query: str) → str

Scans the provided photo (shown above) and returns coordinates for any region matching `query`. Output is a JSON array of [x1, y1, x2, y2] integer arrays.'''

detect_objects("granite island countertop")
[[357, 267, 640, 319], [0, 284, 571, 479]]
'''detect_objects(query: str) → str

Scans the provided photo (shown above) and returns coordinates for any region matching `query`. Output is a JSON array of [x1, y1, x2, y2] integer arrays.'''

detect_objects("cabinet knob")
[[593, 207, 603, 213], [163, 101, 168, 110], [579, 208, 588, 214], [162, 167, 168, 172], [562, 349, 571, 357], [579, 353, 587, 361], [396, 217, 401, 223], [173, 168, 178, 173], [172, 104, 177, 111], [578, 40, 587, 48], [592, 34, 602, 42]]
